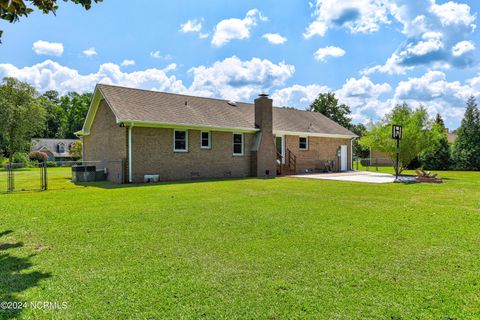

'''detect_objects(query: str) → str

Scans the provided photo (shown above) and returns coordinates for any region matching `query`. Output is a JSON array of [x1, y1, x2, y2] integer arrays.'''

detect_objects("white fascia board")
[[273, 130, 358, 139]]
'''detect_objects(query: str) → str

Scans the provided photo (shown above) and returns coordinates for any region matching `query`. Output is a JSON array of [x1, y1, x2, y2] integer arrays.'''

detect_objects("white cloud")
[[430, 1, 476, 28], [0, 57, 294, 104], [2, 56, 475, 129], [392, 70, 474, 125], [211, 9, 267, 47], [179, 18, 209, 39], [314, 46, 346, 62], [337, 76, 391, 99], [262, 33, 287, 45], [180, 19, 202, 33], [336, 76, 392, 122], [364, 0, 477, 75], [452, 40, 475, 57], [304, 0, 391, 38], [271, 73, 472, 127], [188, 56, 294, 101], [121, 59, 136, 67], [150, 51, 172, 60], [83, 47, 97, 57], [32, 40, 64, 57], [395, 70, 471, 101], [271, 84, 330, 107], [0, 60, 185, 96]]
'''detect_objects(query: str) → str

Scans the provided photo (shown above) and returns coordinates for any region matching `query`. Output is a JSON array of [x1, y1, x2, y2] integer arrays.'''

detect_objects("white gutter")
[[128, 124, 133, 183], [117, 119, 259, 133]]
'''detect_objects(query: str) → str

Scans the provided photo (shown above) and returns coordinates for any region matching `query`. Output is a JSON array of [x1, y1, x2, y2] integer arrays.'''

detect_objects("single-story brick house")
[[31, 138, 80, 161], [77, 84, 357, 183]]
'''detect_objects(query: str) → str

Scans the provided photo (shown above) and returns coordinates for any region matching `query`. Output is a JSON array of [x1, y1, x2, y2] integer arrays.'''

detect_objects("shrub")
[[29, 151, 48, 162], [46, 161, 57, 167], [12, 152, 30, 165]]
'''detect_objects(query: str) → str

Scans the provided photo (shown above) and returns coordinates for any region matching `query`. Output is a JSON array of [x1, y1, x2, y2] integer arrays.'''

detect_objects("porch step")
[[278, 164, 295, 176]]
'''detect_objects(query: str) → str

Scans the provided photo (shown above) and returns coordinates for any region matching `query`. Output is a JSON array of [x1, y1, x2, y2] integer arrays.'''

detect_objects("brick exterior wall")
[[83, 100, 354, 183], [283, 135, 352, 174], [131, 127, 254, 182], [82, 100, 126, 183]]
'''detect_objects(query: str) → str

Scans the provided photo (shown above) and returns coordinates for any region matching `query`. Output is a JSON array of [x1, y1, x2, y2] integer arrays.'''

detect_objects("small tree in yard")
[[452, 96, 480, 170], [69, 140, 83, 159], [360, 103, 435, 173], [0, 78, 46, 162], [419, 113, 451, 170]]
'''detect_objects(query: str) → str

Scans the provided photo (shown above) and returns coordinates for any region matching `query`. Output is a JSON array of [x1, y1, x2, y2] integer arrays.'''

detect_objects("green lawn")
[[0, 168, 479, 319]]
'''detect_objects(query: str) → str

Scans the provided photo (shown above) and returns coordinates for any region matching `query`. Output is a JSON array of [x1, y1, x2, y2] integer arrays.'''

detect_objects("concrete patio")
[[291, 171, 396, 184]]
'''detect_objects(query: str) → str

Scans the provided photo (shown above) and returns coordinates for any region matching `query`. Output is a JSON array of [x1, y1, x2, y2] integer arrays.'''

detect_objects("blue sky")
[[1, 0, 479, 129]]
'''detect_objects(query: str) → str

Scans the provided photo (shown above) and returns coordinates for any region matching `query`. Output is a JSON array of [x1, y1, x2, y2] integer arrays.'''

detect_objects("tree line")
[[0, 78, 90, 162], [308, 92, 480, 172]]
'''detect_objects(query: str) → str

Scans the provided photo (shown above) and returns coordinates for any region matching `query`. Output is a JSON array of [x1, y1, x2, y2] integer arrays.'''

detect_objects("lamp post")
[[392, 124, 402, 180]]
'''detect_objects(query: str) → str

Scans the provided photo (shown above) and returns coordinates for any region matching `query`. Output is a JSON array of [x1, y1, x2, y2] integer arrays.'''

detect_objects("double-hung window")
[[233, 133, 244, 156], [201, 131, 211, 149], [299, 136, 308, 150], [174, 130, 188, 152]]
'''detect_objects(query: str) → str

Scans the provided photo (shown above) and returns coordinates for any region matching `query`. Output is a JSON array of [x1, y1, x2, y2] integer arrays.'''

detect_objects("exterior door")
[[340, 145, 348, 171], [276, 136, 285, 164]]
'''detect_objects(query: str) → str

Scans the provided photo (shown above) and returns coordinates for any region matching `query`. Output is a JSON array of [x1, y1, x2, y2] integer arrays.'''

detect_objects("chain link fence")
[[0, 160, 124, 193], [354, 157, 393, 171]]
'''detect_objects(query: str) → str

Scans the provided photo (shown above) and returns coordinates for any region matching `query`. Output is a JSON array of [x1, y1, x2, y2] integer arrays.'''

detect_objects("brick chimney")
[[251, 94, 277, 177]]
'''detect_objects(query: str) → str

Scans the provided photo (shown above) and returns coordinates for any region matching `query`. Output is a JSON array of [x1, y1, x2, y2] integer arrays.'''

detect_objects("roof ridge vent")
[[227, 100, 237, 106]]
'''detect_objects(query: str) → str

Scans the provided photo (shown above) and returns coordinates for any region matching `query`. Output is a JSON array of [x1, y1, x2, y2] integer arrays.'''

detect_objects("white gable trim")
[[75, 85, 121, 136]]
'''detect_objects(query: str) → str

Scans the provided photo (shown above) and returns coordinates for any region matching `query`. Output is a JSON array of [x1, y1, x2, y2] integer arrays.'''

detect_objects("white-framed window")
[[299, 136, 308, 150], [57, 143, 65, 153], [200, 131, 211, 149], [233, 133, 244, 156], [173, 129, 188, 152]]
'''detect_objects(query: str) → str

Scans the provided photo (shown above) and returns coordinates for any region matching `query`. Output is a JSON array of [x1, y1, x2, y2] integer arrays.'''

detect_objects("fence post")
[[375, 158, 378, 172], [7, 163, 13, 193], [43, 161, 48, 191], [40, 162, 43, 190]]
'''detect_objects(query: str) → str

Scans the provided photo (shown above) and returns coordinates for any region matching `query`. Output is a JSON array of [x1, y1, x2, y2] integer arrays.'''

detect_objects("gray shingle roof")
[[97, 84, 356, 137], [31, 139, 79, 157]]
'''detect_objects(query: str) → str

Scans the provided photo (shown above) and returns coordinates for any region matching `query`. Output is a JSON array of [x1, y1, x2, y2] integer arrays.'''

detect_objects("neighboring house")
[[77, 84, 357, 183], [31, 138, 80, 161], [446, 129, 457, 144]]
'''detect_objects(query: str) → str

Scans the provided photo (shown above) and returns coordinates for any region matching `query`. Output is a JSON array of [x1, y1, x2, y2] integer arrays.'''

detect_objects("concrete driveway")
[[292, 171, 395, 184]]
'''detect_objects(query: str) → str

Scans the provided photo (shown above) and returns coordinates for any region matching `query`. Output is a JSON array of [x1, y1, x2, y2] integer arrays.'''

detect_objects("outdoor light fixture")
[[392, 124, 402, 180]]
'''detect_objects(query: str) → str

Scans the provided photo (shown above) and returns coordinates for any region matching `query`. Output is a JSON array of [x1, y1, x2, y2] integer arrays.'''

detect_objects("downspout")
[[351, 138, 354, 171], [128, 123, 133, 183]]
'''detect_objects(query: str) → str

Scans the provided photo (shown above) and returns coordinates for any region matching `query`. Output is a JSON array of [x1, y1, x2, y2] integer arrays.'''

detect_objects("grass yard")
[[0, 168, 479, 319]]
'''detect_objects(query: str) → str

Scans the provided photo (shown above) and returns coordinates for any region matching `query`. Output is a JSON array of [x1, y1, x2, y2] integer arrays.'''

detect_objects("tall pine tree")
[[452, 96, 480, 170]]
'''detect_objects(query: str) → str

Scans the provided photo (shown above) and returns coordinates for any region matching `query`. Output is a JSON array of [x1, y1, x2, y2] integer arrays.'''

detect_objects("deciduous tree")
[[0, 0, 101, 42], [308, 92, 352, 129], [419, 113, 451, 170], [0, 78, 46, 162], [39, 90, 68, 138], [360, 103, 435, 173]]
